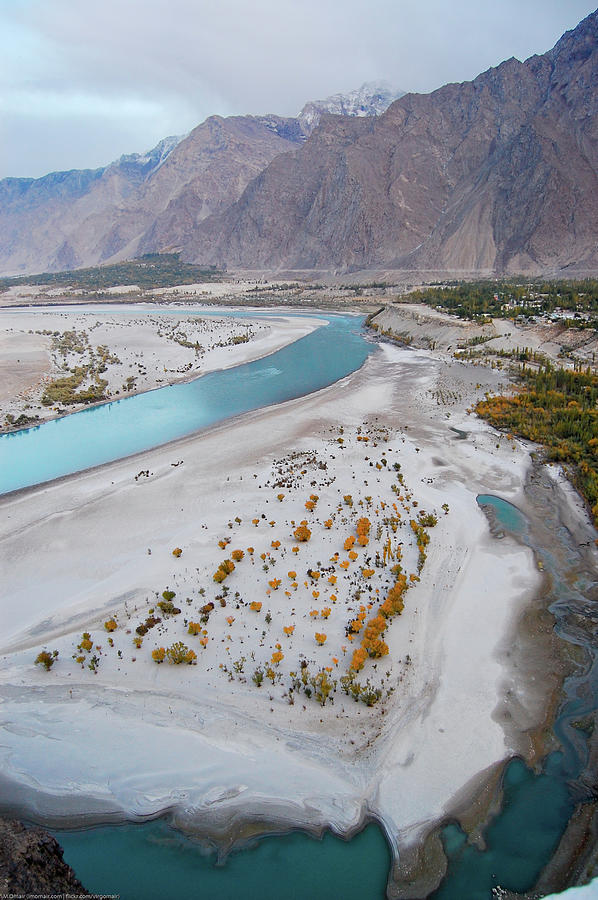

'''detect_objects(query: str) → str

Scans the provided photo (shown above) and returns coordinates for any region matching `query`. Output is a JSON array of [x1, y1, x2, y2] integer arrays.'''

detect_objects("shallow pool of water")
[[477, 493, 528, 534]]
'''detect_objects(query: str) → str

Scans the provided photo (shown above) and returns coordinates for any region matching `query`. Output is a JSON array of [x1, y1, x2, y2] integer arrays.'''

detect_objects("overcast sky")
[[0, 0, 595, 179]]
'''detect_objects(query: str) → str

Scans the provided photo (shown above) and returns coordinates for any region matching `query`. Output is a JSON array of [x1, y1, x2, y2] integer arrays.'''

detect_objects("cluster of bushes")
[[476, 363, 598, 523], [41, 366, 108, 406], [213, 559, 235, 583], [152, 641, 197, 664]]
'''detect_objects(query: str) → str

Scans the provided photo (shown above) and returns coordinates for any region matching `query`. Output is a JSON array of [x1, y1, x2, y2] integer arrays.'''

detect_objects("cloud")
[[0, 0, 596, 177]]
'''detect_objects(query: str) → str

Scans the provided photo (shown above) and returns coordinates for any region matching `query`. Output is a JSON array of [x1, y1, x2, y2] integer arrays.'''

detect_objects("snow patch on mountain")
[[113, 134, 185, 177], [298, 80, 404, 134]]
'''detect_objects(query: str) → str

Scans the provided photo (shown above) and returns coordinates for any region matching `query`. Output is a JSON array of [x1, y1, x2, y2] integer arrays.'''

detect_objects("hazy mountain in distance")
[[0, 116, 302, 275], [0, 84, 402, 276]]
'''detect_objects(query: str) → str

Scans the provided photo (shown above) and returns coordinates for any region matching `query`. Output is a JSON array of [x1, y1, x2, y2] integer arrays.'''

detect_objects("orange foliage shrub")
[[283, 625, 295, 636], [293, 525, 311, 542], [172, 547, 182, 558], [363, 615, 386, 640], [35, 650, 58, 671], [351, 647, 368, 671], [104, 619, 117, 632], [367, 638, 389, 658], [250, 601, 263, 611], [213, 558, 235, 583], [268, 579, 281, 590], [315, 633, 327, 645], [152, 647, 166, 663], [231, 549, 245, 562], [344, 536, 356, 551]]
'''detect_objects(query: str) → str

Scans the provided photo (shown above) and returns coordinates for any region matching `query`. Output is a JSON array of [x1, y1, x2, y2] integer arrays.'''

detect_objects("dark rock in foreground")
[[0, 817, 88, 896]]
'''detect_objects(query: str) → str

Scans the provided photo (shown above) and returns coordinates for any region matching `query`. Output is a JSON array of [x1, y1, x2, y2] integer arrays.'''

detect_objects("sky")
[[0, 0, 596, 180]]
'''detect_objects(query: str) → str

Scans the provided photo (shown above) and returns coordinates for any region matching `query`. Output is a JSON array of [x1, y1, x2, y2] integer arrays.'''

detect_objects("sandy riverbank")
[[0, 305, 321, 431], [0, 328, 561, 894], [373, 302, 598, 371]]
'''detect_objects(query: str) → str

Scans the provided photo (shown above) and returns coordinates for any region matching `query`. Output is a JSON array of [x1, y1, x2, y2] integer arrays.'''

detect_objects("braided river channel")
[[2, 306, 597, 898]]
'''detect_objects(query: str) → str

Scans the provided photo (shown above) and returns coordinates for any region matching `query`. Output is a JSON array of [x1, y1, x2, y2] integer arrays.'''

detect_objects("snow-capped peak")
[[298, 81, 404, 134], [113, 134, 185, 176]]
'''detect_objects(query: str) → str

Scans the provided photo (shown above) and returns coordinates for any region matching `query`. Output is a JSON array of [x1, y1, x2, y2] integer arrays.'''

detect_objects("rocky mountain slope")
[[189, 10, 598, 275], [0, 83, 401, 276]]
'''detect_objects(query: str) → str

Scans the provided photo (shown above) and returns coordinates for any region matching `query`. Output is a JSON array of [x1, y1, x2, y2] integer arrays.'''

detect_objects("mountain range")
[[1, 11, 597, 278], [0, 84, 402, 277], [190, 10, 598, 276]]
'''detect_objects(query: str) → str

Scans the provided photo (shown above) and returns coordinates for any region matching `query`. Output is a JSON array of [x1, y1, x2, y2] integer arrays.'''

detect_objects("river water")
[[0, 309, 370, 494], [3, 307, 597, 897], [430, 489, 597, 899]]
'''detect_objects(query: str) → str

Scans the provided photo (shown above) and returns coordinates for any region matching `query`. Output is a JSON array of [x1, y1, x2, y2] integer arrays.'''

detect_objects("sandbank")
[[0, 305, 322, 431], [0, 333, 555, 893]]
